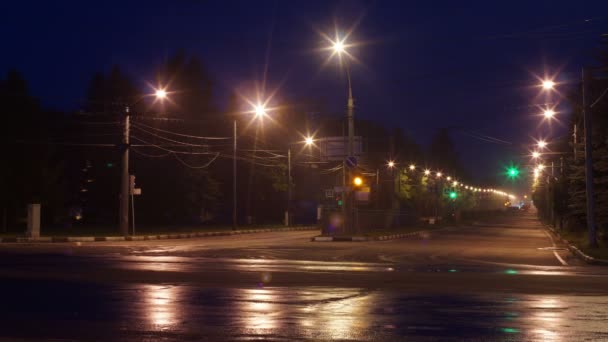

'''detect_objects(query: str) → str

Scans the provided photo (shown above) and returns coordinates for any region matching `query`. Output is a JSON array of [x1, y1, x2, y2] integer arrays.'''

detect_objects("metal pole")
[[573, 123, 578, 160], [345, 61, 355, 234], [233, 120, 237, 230], [119, 106, 130, 236], [582, 67, 597, 248], [131, 191, 135, 236], [287, 147, 291, 226]]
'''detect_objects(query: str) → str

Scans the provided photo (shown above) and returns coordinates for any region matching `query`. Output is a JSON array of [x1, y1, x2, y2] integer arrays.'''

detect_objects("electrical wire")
[[131, 147, 172, 158], [591, 87, 608, 107], [15, 140, 116, 147], [131, 124, 213, 147], [173, 152, 221, 169], [130, 135, 217, 155], [131, 120, 231, 140]]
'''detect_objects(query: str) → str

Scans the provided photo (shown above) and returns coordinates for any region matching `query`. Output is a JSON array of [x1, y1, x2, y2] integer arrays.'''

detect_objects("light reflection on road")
[[143, 285, 180, 330], [127, 286, 608, 340], [114, 255, 393, 273]]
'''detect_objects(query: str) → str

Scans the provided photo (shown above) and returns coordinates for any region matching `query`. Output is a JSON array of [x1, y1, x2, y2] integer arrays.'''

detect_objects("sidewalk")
[[0, 225, 318, 243]]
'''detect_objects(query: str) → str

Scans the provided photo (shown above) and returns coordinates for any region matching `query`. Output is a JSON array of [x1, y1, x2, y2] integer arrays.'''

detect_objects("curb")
[[312, 229, 434, 242], [545, 226, 608, 266], [0, 226, 319, 244]]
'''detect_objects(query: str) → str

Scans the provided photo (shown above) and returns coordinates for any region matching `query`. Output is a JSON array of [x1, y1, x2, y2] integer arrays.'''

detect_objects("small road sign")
[[345, 156, 357, 168]]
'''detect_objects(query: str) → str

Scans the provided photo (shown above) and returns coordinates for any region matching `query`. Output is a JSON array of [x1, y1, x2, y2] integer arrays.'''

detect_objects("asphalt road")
[[1, 212, 607, 341]]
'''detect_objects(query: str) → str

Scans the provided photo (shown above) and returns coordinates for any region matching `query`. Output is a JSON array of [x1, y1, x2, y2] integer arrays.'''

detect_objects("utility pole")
[[119, 106, 130, 236], [233, 120, 237, 230], [286, 148, 292, 226], [345, 61, 355, 234], [582, 67, 597, 248]]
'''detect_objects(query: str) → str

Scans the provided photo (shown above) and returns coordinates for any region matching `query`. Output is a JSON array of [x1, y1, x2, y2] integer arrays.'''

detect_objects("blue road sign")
[[345, 156, 357, 168]]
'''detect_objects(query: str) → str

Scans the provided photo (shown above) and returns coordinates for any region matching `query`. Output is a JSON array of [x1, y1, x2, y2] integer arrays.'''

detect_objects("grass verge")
[[559, 230, 608, 261]]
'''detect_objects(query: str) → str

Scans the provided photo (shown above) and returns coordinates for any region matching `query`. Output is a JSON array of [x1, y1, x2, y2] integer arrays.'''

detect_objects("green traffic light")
[[505, 164, 520, 179], [449, 191, 457, 199]]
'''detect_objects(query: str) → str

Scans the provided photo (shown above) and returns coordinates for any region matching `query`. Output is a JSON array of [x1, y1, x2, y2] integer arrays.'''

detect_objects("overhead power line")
[[131, 119, 231, 140]]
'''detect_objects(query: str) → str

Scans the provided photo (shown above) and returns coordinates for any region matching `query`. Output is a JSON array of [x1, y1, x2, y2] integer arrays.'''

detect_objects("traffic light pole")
[[119, 106, 130, 236]]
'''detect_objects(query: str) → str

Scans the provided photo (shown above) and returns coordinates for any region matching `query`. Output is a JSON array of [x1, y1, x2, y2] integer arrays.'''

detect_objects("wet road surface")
[[1, 212, 607, 341]]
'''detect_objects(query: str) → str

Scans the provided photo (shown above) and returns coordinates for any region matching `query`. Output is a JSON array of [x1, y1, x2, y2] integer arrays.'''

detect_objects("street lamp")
[[543, 108, 555, 119], [304, 136, 314, 146], [424, 169, 431, 176], [537, 140, 548, 149], [333, 40, 346, 54], [387, 160, 395, 168], [325, 32, 358, 234], [542, 79, 555, 90], [119, 87, 169, 235], [409, 164, 416, 171], [436, 172, 442, 178], [532, 151, 541, 159], [155, 89, 167, 99], [254, 104, 267, 118]]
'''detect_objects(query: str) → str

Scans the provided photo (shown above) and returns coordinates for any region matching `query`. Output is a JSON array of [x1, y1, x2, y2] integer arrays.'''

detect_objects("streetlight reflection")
[[145, 285, 179, 329]]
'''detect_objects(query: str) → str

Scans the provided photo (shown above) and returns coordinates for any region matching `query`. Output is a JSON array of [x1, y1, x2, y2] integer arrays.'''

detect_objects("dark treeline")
[[1, 51, 476, 232]]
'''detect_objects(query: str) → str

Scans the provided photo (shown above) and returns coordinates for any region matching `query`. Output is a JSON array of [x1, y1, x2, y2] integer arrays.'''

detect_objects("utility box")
[[27, 203, 41, 238]]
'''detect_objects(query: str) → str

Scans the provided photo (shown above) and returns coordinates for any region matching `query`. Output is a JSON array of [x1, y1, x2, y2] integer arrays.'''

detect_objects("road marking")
[[543, 231, 568, 266]]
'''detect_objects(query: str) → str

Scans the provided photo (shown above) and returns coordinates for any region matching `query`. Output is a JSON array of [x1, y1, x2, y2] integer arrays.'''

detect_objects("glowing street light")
[[155, 89, 167, 99], [409, 164, 416, 171], [424, 169, 431, 176], [333, 40, 346, 54], [543, 109, 555, 118], [446, 176, 452, 181], [353, 176, 363, 186], [304, 136, 314, 146], [254, 104, 267, 117], [532, 151, 541, 159], [387, 161, 395, 168], [542, 80, 555, 90], [537, 140, 548, 149], [436, 172, 442, 178]]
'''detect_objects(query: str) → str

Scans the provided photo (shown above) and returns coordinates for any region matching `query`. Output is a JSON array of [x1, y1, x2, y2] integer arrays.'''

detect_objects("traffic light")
[[352, 176, 363, 187], [335, 195, 343, 206], [504, 163, 520, 180], [449, 191, 458, 200]]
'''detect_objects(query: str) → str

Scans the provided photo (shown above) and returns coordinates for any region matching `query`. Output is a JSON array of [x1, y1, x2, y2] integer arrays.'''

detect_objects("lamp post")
[[330, 36, 357, 234], [285, 136, 315, 226], [120, 89, 167, 235], [540, 72, 598, 247]]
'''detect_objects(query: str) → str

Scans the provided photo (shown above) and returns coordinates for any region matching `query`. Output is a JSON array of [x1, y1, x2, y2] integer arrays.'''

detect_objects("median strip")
[[311, 228, 444, 242]]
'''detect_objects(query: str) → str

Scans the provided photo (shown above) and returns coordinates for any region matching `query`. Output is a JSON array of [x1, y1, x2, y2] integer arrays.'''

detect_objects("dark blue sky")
[[2, 0, 607, 182]]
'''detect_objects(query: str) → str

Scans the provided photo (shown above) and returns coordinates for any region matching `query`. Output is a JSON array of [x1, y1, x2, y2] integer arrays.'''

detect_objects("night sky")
[[2, 0, 607, 183]]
